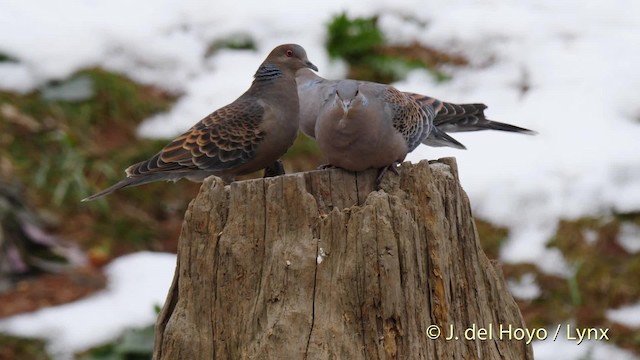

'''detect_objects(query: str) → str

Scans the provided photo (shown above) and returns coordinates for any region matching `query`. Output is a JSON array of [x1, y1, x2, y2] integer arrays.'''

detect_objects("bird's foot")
[[264, 160, 285, 178], [376, 162, 400, 189]]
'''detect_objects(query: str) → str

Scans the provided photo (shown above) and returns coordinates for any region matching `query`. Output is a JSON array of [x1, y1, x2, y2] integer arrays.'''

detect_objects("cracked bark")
[[153, 158, 533, 360]]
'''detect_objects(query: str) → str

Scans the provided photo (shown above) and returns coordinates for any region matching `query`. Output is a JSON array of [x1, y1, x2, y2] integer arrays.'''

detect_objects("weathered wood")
[[153, 158, 533, 360]]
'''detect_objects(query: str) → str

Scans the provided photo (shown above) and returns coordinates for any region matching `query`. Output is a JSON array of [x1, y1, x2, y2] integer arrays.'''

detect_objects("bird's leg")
[[263, 160, 285, 178], [376, 162, 400, 188]]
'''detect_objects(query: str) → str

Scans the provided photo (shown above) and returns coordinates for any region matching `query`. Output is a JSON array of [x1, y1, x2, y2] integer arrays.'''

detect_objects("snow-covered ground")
[[0, 252, 176, 360], [1, 0, 639, 359]]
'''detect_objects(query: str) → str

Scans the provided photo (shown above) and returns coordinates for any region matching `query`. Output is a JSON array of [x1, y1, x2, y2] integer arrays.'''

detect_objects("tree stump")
[[153, 158, 533, 360]]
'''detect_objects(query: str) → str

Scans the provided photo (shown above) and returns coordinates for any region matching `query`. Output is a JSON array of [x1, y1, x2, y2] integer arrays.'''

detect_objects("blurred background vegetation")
[[0, 13, 638, 359]]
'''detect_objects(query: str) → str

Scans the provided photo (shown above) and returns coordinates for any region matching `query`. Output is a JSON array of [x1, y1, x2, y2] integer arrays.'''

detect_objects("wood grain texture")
[[153, 158, 533, 360]]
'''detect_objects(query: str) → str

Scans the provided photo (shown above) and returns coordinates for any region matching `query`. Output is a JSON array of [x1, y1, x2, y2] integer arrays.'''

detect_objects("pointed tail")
[[81, 177, 149, 202], [82, 171, 180, 202], [408, 93, 537, 135], [434, 102, 537, 134]]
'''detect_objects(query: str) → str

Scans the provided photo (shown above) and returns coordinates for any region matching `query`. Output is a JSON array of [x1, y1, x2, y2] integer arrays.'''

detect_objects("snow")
[[618, 222, 640, 254], [582, 228, 598, 245], [533, 336, 639, 360], [507, 273, 541, 301], [608, 302, 640, 329], [0, 0, 639, 358], [0, 252, 176, 359], [397, 1, 640, 276]]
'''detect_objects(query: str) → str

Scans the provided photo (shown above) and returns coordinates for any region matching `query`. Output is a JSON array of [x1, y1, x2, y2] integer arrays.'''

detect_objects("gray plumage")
[[296, 69, 536, 172], [83, 44, 317, 202], [314, 79, 431, 172]]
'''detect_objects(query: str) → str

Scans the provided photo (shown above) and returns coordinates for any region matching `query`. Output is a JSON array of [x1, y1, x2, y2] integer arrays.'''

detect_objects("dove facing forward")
[[83, 44, 317, 202], [296, 69, 535, 179], [314, 80, 431, 177]]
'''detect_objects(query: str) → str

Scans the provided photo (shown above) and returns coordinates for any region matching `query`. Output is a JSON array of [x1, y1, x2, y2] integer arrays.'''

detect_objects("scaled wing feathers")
[[126, 99, 265, 177]]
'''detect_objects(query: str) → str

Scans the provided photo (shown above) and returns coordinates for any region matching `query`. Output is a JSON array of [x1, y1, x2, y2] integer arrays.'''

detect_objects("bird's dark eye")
[[286, 50, 293, 57]]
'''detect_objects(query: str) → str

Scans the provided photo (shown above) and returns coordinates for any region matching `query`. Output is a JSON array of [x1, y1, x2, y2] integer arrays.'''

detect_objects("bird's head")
[[266, 44, 318, 72], [336, 80, 360, 114]]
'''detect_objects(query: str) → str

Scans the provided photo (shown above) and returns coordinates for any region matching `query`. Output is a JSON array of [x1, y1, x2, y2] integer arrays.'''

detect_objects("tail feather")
[[422, 126, 467, 150], [409, 95, 537, 135], [449, 118, 538, 135], [434, 102, 487, 123], [435, 102, 537, 135], [81, 174, 170, 202], [437, 116, 538, 134]]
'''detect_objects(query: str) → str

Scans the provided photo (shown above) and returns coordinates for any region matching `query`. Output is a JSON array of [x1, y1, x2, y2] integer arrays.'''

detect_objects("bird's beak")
[[305, 61, 318, 72], [341, 99, 352, 113]]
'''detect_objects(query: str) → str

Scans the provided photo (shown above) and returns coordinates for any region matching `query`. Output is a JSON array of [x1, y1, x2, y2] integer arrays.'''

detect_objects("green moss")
[[0, 333, 51, 360], [324, 13, 466, 83], [326, 13, 384, 63], [1, 68, 180, 253], [283, 132, 320, 158], [549, 217, 640, 311], [77, 324, 155, 360], [279, 132, 323, 173], [616, 211, 640, 224], [503, 215, 640, 353], [205, 34, 257, 57], [2, 69, 174, 206], [0, 52, 18, 63]]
